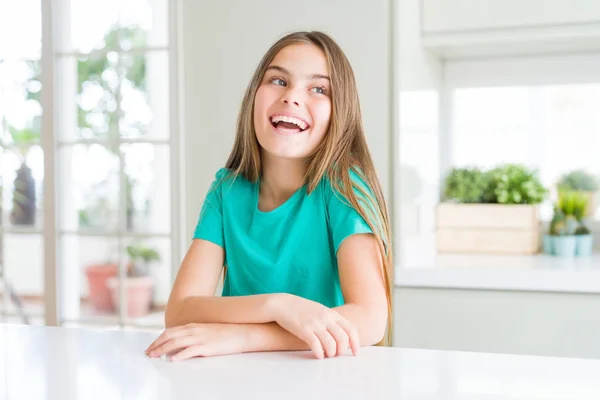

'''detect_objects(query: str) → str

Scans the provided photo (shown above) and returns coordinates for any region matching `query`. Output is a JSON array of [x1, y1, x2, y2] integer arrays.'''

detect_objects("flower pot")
[[106, 276, 154, 318], [542, 234, 554, 255], [552, 236, 577, 257], [85, 263, 118, 312], [576, 235, 594, 256]]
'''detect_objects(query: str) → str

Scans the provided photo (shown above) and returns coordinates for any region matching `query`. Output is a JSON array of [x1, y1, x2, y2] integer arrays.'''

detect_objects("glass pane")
[[122, 144, 170, 233], [121, 237, 171, 327], [452, 87, 532, 170], [542, 84, 600, 220], [1, 233, 45, 325], [67, 0, 120, 54], [59, 144, 120, 232], [0, 63, 43, 229], [59, 235, 119, 324], [398, 90, 441, 270], [73, 53, 120, 140], [0, 60, 42, 144], [1, 147, 43, 229], [119, 0, 168, 49], [120, 52, 170, 138], [0, 0, 42, 60]]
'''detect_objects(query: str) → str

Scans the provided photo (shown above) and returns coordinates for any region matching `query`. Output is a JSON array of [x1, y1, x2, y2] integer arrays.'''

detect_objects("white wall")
[[180, 0, 393, 241], [394, 287, 600, 360]]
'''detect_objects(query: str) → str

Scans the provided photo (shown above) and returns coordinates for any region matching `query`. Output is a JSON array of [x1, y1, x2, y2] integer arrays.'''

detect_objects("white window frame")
[[34, 0, 184, 327]]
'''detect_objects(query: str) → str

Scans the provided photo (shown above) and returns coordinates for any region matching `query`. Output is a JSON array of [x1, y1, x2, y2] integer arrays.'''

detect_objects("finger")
[[304, 332, 325, 360], [151, 335, 202, 358], [315, 328, 337, 358], [336, 317, 360, 356], [170, 345, 206, 362], [146, 324, 194, 354], [327, 323, 350, 357]]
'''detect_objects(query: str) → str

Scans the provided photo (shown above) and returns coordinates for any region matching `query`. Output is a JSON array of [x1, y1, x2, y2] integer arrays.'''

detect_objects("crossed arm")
[[147, 234, 388, 359]]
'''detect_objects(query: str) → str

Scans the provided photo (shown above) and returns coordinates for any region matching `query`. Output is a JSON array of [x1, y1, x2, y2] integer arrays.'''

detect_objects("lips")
[[269, 113, 310, 133]]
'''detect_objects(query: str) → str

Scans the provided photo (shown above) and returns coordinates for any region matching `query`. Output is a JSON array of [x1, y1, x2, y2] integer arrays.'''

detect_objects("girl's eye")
[[311, 86, 328, 95], [270, 77, 286, 86]]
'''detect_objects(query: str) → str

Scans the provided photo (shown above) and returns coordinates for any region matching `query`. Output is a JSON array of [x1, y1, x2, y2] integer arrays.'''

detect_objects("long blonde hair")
[[225, 31, 394, 346]]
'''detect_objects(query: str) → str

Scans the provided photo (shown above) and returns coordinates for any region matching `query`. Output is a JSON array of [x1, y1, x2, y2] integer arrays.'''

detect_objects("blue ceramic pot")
[[553, 236, 577, 257], [542, 235, 554, 255], [576, 235, 594, 256]]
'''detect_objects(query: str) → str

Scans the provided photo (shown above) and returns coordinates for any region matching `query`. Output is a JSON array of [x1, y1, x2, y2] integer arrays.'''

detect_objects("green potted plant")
[[557, 170, 599, 217], [546, 202, 577, 257], [442, 167, 489, 203], [572, 191, 593, 256], [8, 126, 39, 226], [106, 243, 160, 317], [546, 191, 589, 257], [483, 164, 548, 205], [437, 164, 548, 254]]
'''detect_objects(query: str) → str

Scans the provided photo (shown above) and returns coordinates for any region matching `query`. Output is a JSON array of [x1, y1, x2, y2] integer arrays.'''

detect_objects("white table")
[[2, 324, 600, 399]]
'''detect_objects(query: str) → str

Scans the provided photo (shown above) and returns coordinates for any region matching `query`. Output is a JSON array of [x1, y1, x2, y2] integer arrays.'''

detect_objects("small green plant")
[[442, 167, 489, 203], [557, 170, 599, 192], [575, 224, 591, 235], [549, 207, 566, 235], [570, 191, 590, 222], [557, 191, 590, 236], [126, 243, 160, 277], [483, 164, 547, 204], [567, 191, 592, 236]]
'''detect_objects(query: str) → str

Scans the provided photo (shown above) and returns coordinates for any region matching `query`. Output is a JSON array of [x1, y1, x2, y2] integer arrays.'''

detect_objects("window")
[[396, 54, 600, 269], [452, 84, 600, 221], [1, 0, 180, 330]]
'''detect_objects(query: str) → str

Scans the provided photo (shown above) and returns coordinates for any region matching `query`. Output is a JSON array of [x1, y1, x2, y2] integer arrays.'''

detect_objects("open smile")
[[269, 113, 310, 134]]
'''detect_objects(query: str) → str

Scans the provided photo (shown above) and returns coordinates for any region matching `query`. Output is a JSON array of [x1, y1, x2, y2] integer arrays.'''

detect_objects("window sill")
[[395, 253, 600, 294]]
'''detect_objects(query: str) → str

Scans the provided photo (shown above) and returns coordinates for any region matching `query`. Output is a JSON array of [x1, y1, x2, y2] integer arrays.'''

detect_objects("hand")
[[145, 323, 247, 361], [270, 294, 360, 359]]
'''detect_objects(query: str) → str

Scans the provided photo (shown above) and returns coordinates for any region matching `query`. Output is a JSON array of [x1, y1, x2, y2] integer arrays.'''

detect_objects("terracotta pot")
[[85, 264, 118, 312], [106, 276, 154, 318]]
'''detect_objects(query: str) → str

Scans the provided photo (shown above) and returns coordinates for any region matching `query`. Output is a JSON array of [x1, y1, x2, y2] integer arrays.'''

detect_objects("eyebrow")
[[266, 65, 330, 81]]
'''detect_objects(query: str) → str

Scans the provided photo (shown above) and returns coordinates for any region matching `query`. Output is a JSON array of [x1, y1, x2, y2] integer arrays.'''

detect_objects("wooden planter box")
[[436, 203, 541, 254]]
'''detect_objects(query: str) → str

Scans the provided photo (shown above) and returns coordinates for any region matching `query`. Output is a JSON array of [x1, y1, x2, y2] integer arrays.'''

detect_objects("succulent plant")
[[442, 167, 489, 203], [571, 191, 590, 222], [549, 207, 565, 235], [564, 215, 579, 235], [556, 191, 590, 236], [483, 164, 547, 204], [575, 225, 591, 235]]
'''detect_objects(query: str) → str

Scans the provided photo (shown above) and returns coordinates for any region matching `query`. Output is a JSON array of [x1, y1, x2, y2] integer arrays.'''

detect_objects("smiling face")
[[253, 43, 332, 160]]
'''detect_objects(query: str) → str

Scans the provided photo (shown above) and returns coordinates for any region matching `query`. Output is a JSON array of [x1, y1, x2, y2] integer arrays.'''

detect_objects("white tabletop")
[[2, 323, 600, 400]]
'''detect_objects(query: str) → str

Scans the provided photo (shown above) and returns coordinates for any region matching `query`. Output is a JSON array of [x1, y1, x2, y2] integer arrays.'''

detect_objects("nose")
[[281, 86, 302, 107]]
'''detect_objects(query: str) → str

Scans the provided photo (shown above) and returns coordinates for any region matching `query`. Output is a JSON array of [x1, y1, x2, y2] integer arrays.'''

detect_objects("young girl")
[[146, 31, 393, 361]]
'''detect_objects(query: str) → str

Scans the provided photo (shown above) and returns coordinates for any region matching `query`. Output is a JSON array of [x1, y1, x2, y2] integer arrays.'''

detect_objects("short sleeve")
[[326, 169, 376, 253], [192, 168, 228, 248]]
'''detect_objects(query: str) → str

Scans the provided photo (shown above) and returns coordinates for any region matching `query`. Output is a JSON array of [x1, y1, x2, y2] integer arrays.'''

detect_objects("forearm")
[[334, 303, 387, 346], [243, 322, 310, 353], [241, 303, 386, 353], [165, 294, 276, 328]]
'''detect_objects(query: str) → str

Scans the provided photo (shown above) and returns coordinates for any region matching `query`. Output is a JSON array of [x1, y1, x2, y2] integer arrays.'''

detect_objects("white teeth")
[[270, 115, 308, 130]]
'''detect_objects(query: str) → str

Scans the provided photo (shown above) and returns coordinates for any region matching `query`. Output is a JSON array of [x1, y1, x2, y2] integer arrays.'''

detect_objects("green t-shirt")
[[193, 168, 375, 308]]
